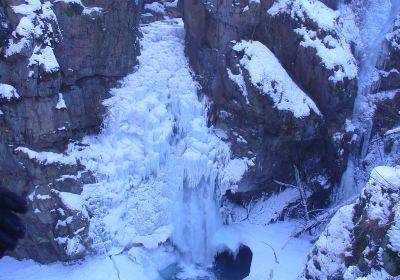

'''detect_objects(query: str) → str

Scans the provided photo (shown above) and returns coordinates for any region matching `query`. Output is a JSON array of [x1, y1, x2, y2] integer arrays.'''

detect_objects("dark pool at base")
[[159, 245, 253, 280], [213, 245, 253, 280]]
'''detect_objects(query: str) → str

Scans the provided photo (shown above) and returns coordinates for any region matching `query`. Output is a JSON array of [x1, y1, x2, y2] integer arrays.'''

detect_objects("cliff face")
[[0, 0, 143, 263], [182, 0, 357, 199], [303, 10, 400, 278]]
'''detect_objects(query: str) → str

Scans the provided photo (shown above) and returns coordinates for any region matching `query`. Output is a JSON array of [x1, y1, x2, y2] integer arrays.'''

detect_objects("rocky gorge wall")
[[0, 1, 399, 277], [180, 0, 400, 278], [0, 0, 143, 263]]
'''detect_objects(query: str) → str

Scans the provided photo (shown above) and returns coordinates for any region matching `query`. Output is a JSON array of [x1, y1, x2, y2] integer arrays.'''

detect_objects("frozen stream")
[[336, 0, 400, 201]]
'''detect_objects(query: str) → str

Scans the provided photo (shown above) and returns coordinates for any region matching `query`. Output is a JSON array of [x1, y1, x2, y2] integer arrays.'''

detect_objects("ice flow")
[[70, 19, 231, 266]]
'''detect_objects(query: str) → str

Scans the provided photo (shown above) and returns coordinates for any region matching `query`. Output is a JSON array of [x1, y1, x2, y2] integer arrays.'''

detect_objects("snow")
[[388, 203, 400, 254], [385, 126, 400, 136], [29, 46, 60, 73], [294, 26, 357, 82], [12, 0, 42, 15], [5, 17, 34, 56], [15, 147, 77, 166], [144, 2, 166, 14], [213, 222, 313, 280], [268, 0, 358, 82], [387, 14, 400, 50], [220, 158, 252, 194], [364, 166, 400, 225], [55, 0, 83, 4], [82, 7, 103, 16], [56, 93, 67, 109], [304, 204, 355, 279], [165, 0, 178, 9], [0, 83, 20, 100], [57, 191, 84, 212], [129, 225, 173, 250], [233, 188, 301, 225], [227, 68, 249, 104], [308, 166, 400, 279], [14, 17, 35, 38], [36, 194, 51, 200], [55, 236, 85, 256], [6, 0, 59, 62], [0, 256, 124, 280], [268, 0, 337, 30], [55, 0, 102, 15], [232, 40, 321, 118], [345, 119, 356, 133]]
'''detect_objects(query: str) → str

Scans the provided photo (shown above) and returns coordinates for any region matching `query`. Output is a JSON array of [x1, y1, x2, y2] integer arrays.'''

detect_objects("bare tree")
[[274, 165, 310, 227]]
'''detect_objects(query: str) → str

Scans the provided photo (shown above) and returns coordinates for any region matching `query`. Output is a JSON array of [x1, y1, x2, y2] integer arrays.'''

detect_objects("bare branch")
[[273, 180, 297, 189], [260, 241, 280, 264], [294, 165, 310, 224]]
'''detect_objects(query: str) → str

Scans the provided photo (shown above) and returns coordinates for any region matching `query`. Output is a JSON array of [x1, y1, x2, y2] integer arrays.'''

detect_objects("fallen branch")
[[291, 196, 358, 238], [273, 180, 296, 189], [260, 241, 280, 264]]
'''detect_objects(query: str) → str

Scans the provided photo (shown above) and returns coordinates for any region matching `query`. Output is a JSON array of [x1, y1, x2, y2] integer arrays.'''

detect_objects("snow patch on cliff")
[[6, 0, 60, 75], [232, 40, 321, 118], [15, 147, 77, 166], [29, 46, 60, 73], [144, 2, 166, 14], [268, 0, 358, 82], [0, 84, 20, 100], [387, 14, 400, 50]]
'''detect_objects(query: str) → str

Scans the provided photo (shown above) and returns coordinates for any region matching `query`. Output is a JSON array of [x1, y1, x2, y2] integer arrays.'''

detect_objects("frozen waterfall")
[[69, 19, 231, 267], [336, 0, 400, 201]]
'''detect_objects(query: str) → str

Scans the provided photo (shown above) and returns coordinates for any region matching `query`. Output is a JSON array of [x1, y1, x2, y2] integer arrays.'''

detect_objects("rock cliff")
[[182, 0, 358, 202], [0, 0, 143, 263]]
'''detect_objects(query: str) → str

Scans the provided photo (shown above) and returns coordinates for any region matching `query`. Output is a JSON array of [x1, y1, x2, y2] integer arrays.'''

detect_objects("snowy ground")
[[214, 222, 313, 280], [0, 222, 313, 280]]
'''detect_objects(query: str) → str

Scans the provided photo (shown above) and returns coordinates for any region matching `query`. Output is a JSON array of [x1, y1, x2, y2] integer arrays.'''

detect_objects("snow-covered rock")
[[303, 166, 400, 279], [231, 40, 321, 118], [268, 0, 357, 83]]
